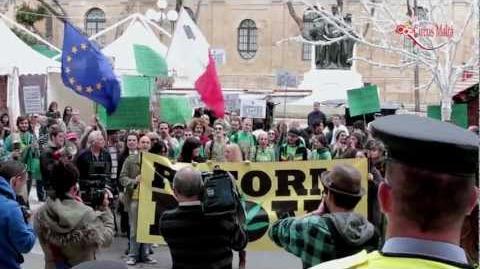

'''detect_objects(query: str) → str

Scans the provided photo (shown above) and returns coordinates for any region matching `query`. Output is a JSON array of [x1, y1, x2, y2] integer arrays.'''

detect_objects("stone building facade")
[[6, 0, 477, 107]]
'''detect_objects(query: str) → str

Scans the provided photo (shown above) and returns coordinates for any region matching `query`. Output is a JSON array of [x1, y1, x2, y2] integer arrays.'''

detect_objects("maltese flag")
[[167, 8, 224, 117]]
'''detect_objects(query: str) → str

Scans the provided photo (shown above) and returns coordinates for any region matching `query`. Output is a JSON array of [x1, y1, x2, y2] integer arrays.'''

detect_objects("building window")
[[237, 19, 257, 59], [85, 8, 106, 37], [302, 11, 315, 61]]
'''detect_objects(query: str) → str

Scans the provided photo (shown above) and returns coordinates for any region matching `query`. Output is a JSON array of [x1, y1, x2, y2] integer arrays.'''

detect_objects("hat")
[[370, 115, 478, 174], [288, 128, 301, 136], [173, 123, 185, 129], [66, 132, 78, 141], [321, 164, 365, 197], [72, 261, 127, 269]]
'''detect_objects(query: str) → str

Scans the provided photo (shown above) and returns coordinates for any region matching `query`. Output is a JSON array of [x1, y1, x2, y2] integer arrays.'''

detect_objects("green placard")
[[97, 97, 150, 130], [122, 75, 154, 97], [347, 85, 381, 117], [159, 96, 193, 124], [427, 103, 468, 128], [133, 44, 168, 77]]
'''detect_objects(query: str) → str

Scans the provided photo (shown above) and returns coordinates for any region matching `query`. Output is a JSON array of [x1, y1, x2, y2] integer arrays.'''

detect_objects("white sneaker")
[[144, 257, 157, 264], [126, 257, 136, 265]]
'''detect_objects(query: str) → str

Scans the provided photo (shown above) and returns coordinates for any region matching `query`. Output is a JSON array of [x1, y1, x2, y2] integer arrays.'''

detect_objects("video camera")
[[201, 169, 244, 222], [79, 174, 112, 209]]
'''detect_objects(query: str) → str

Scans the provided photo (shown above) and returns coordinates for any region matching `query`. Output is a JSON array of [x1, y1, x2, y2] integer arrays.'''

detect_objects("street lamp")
[[157, 0, 168, 10], [145, 0, 178, 32]]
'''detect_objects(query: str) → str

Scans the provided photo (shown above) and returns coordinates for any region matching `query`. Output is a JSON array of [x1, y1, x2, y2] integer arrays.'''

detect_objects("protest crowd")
[[0, 99, 478, 269]]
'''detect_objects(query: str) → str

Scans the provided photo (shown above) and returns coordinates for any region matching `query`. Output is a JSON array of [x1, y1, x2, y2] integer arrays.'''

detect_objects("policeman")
[[312, 115, 478, 269]]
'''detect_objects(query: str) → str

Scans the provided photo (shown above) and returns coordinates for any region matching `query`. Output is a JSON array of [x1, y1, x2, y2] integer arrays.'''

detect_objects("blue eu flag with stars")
[[61, 22, 120, 114]]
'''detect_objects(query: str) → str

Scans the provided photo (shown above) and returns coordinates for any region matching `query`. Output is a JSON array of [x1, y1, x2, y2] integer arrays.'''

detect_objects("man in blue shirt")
[[0, 160, 36, 269]]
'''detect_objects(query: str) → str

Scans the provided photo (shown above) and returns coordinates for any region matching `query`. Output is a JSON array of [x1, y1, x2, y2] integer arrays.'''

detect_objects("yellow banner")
[[137, 153, 368, 251]]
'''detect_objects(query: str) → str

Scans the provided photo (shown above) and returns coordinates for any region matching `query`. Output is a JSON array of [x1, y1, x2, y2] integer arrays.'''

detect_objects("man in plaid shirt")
[[269, 164, 379, 268]]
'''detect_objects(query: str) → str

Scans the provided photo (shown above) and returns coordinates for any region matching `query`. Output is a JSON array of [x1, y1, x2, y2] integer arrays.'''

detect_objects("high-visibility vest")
[[310, 250, 474, 269]]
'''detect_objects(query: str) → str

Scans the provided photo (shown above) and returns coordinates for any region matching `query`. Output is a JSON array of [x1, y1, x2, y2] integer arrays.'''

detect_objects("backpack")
[[201, 169, 242, 218]]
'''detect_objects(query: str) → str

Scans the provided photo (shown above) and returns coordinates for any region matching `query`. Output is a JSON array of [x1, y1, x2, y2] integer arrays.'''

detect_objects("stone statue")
[[302, 5, 356, 70]]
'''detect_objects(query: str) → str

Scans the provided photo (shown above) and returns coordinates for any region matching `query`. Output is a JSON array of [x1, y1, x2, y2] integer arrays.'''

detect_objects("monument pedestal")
[[291, 69, 363, 105]]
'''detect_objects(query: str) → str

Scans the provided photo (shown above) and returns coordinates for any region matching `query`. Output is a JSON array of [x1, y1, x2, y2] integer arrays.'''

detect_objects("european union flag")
[[61, 22, 120, 114]]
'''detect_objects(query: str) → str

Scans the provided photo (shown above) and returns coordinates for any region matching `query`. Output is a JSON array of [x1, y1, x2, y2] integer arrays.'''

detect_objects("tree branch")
[[194, 0, 203, 21], [176, 0, 183, 12], [287, 0, 304, 33], [352, 56, 418, 69]]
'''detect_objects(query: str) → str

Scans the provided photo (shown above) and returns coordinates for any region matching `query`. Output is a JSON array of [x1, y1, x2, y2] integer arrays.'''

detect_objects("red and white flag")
[[167, 8, 224, 117]]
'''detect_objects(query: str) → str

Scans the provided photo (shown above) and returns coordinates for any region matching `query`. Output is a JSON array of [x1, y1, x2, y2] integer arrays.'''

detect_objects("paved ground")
[[24, 236, 301, 269], [24, 189, 302, 269]]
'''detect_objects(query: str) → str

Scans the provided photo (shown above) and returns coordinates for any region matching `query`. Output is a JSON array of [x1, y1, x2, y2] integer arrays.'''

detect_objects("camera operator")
[[40, 125, 67, 198], [160, 167, 248, 269], [76, 130, 113, 208], [0, 160, 36, 269], [34, 160, 114, 269], [120, 135, 157, 265], [268, 164, 379, 268]]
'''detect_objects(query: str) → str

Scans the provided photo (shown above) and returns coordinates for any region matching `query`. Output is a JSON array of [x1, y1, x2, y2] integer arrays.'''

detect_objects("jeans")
[[128, 201, 150, 261]]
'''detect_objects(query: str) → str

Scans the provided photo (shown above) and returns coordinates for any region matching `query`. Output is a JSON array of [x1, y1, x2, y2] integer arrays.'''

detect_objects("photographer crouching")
[[76, 131, 115, 210], [34, 160, 114, 268]]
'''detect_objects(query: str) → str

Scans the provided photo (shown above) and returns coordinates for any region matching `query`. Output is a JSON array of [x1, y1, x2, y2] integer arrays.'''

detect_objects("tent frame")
[[0, 13, 61, 53]]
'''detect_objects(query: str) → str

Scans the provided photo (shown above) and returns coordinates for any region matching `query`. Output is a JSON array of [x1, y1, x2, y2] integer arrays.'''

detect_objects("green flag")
[[160, 96, 193, 124], [133, 44, 168, 77]]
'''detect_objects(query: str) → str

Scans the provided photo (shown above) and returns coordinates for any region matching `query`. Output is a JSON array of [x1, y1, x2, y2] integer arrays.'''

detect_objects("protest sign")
[[224, 94, 241, 112], [22, 85, 43, 114], [159, 96, 193, 124], [276, 70, 298, 88], [133, 44, 168, 77], [187, 94, 203, 108], [211, 48, 226, 66], [347, 85, 380, 117], [97, 75, 153, 130], [240, 99, 267, 119], [122, 75, 154, 97], [98, 97, 150, 130], [427, 104, 468, 128], [137, 153, 368, 250]]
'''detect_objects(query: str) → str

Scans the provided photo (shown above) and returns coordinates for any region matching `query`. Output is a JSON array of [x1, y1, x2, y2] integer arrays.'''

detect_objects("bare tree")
[[176, 0, 203, 22], [283, 0, 479, 121], [287, 1, 304, 32]]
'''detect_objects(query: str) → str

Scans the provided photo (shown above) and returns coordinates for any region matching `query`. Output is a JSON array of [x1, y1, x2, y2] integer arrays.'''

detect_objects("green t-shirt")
[[230, 131, 256, 160], [252, 146, 276, 162], [285, 145, 298, 161]]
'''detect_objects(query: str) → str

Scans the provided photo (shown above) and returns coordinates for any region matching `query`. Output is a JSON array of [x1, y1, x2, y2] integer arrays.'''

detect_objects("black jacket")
[[76, 149, 112, 183], [39, 144, 61, 190], [160, 204, 247, 269]]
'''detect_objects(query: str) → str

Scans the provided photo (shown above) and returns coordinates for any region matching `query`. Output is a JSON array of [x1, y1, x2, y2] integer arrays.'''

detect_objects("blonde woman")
[[223, 143, 247, 269], [251, 131, 276, 162]]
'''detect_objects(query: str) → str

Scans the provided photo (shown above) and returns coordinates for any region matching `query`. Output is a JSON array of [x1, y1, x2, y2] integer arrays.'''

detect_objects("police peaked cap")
[[370, 115, 478, 175]]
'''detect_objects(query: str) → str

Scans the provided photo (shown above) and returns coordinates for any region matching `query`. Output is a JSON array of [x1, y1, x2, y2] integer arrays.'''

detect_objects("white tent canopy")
[[102, 19, 168, 76], [0, 19, 60, 75]]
